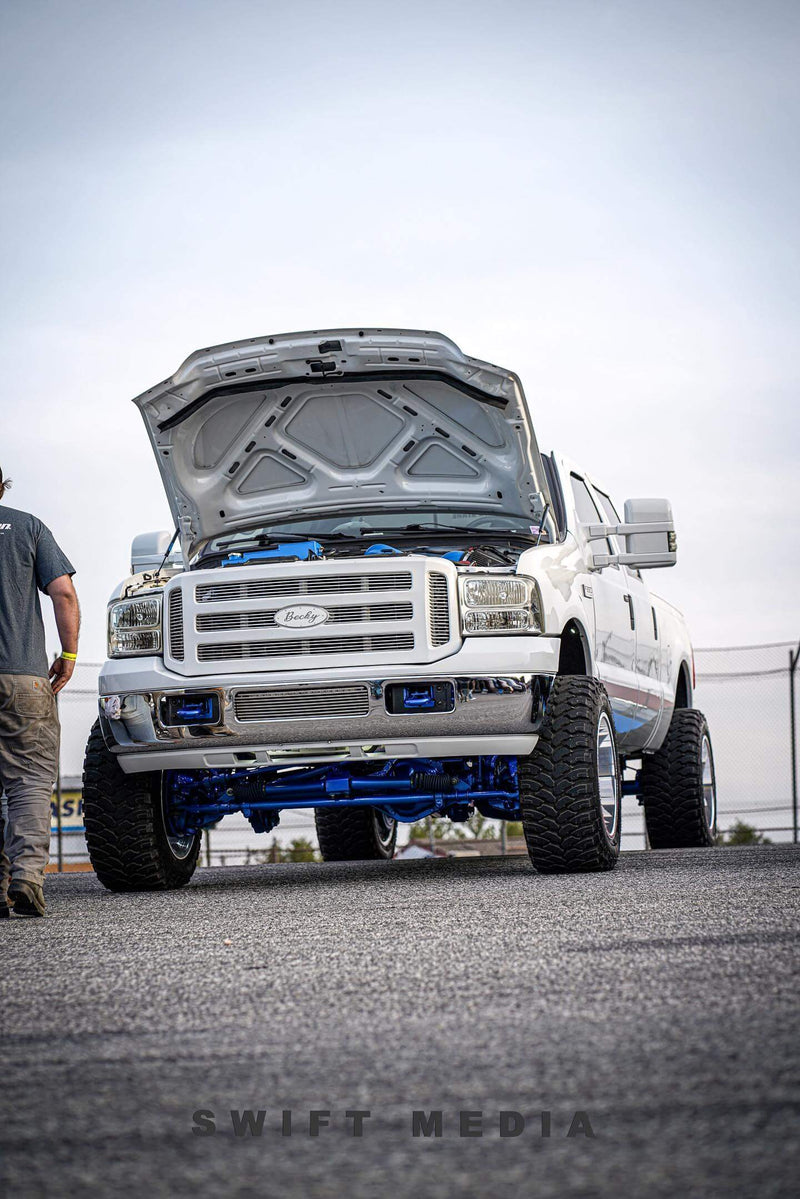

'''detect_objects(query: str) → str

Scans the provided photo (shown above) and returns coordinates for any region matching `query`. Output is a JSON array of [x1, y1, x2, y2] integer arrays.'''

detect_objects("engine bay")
[[197, 535, 530, 572]]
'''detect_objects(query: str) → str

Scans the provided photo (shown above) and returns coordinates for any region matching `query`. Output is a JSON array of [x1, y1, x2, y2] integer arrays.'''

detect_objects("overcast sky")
[[1, 0, 798, 661]]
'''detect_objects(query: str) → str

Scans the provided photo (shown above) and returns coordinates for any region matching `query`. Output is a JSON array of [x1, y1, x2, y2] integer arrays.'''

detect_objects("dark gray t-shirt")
[[0, 506, 75, 678]]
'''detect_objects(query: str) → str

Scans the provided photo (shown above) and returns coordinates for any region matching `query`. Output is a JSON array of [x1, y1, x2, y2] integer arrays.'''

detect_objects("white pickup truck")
[[83, 329, 716, 888]]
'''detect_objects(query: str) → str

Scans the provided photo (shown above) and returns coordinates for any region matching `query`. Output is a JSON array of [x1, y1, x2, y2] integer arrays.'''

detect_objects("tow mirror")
[[130, 530, 181, 574], [584, 498, 677, 570]]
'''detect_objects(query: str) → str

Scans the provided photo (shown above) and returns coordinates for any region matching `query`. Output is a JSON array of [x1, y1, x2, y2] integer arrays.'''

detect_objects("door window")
[[594, 485, 641, 577], [571, 475, 612, 554], [570, 474, 601, 523]]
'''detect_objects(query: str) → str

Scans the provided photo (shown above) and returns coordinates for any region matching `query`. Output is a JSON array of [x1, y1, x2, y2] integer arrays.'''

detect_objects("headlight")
[[108, 596, 163, 657], [462, 577, 529, 607], [458, 574, 543, 636]]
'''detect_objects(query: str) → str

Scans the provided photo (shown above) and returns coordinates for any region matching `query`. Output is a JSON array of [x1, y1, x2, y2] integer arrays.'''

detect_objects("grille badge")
[[273, 604, 330, 629]]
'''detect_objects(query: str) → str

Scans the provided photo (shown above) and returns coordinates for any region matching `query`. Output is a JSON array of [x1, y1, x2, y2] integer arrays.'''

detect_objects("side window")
[[593, 488, 620, 524], [570, 474, 602, 523], [593, 488, 622, 553], [570, 474, 612, 554], [595, 487, 642, 579]]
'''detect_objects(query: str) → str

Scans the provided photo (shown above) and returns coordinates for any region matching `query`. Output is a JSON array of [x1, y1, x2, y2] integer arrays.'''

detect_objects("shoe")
[[0, 898, 10, 918], [8, 879, 46, 918]]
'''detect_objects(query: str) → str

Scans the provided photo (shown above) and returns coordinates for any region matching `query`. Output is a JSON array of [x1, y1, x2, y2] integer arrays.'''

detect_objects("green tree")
[[285, 836, 318, 862], [404, 812, 504, 843], [715, 820, 772, 846], [404, 815, 452, 843]]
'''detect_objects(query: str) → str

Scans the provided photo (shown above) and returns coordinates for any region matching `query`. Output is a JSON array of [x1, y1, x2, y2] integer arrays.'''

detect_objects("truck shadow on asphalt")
[[56, 843, 798, 904]]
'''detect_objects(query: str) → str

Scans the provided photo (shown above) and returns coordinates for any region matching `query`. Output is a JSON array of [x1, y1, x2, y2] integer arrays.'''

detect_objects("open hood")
[[134, 329, 552, 560]]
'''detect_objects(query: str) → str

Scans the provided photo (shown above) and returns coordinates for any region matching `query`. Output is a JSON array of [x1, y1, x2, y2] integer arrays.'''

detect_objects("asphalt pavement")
[[2, 844, 798, 1198]]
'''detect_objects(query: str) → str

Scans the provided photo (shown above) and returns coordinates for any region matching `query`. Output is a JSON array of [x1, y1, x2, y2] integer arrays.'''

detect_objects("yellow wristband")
[[61, 651, 78, 661]]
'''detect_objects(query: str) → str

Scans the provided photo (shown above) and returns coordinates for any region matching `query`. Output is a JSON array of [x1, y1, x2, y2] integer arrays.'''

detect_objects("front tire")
[[641, 709, 717, 848], [519, 676, 621, 873], [315, 806, 397, 861], [82, 721, 200, 891]]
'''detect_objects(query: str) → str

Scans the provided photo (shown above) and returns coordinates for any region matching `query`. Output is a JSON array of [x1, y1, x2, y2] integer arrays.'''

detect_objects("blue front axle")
[[164, 755, 521, 837]]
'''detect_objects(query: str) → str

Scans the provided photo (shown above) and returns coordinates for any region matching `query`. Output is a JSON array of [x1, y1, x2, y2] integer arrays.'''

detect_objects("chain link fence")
[[48, 642, 800, 868], [691, 642, 799, 841]]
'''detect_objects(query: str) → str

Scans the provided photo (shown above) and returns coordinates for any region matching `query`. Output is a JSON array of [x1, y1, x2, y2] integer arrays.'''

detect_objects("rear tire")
[[641, 709, 717, 848], [519, 675, 621, 873], [315, 807, 397, 861], [82, 720, 200, 891]]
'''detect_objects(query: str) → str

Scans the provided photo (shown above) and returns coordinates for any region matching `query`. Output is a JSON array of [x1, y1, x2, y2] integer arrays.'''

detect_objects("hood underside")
[[134, 329, 550, 559]]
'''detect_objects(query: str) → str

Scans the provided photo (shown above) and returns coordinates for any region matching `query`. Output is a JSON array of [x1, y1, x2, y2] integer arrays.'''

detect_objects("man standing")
[[0, 466, 79, 918]]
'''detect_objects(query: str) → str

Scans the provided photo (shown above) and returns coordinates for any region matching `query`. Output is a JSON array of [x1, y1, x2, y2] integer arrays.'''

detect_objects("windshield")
[[203, 509, 547, 555]]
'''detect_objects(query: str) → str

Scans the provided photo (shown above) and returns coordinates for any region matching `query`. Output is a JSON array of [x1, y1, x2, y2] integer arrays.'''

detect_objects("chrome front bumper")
[[102, 673, 553, 773]]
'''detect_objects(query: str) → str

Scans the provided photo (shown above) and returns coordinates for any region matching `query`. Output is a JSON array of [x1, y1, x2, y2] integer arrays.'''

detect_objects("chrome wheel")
[[597, 712, 620, 842], [372, 808, 397, 852], [161, 780, 197, 861], [701, 734, 716, 830]]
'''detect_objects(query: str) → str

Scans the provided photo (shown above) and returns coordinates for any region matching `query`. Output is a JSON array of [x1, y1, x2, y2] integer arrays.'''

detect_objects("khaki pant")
[[0, 674, 59, 893]]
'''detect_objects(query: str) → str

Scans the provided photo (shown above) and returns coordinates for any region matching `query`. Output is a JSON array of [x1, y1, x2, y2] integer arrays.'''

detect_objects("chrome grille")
[[428, 573, 450, 646], [196, 572, 413, 604], [196, 602, 413, 632], [197, 633, 417, 661], [164, 559, 457, 675], [198, 633, 415, 662], [168, 590, 184, 661], [234, 685, 371, 723]]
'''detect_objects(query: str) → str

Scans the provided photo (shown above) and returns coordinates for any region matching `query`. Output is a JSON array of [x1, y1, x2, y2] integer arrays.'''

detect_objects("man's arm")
[[46, 574, 80, 694]]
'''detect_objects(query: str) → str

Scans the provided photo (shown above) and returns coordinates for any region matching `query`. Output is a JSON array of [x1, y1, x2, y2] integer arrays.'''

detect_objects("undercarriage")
[[162, 754, 522, 839]]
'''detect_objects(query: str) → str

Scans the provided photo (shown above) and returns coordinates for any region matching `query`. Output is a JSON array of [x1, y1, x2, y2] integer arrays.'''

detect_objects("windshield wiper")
[[404, 522, 530, 534], [207, 525, 538, 559], [210, 531, 356, 554], [360, 523, 536, 538], [262, 531, 356, 541]]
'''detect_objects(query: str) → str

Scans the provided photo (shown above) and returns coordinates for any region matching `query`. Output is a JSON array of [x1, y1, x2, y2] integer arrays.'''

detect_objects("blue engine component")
[[364, 543, 404, 556], [163, 757, 521, 840], [220, 538, 465, 568], [221, 540, 324, 567]]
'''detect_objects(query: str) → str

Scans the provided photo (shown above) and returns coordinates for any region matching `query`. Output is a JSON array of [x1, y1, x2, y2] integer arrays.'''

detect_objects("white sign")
[[273, 604, 330, 629]]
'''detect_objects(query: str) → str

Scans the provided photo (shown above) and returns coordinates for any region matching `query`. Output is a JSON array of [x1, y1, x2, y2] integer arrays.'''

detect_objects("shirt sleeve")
[[34, 522, 76, 591]]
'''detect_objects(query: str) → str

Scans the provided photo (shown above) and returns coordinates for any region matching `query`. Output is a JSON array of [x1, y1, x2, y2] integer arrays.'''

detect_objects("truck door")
[[591, 485, 663, 748], [569, 473, 640, 752], [622, 569, 663, 746]]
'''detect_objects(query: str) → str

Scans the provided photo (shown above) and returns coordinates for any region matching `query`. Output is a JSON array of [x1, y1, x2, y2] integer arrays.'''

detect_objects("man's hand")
[[45, 574, 80, 693], [49, 656, 76, 694]]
